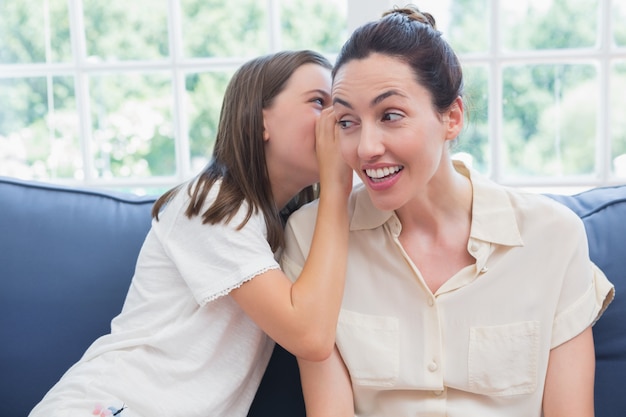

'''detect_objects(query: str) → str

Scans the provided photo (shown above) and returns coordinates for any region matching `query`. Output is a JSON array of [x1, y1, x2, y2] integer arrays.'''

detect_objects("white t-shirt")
[[29, 180, 279, 417]]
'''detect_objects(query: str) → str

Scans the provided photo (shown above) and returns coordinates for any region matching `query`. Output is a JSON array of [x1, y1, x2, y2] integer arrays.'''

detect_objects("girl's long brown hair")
[[152, 50, 332, 252]]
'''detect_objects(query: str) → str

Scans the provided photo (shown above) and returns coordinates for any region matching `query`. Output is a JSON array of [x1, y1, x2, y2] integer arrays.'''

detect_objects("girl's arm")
[[543, 326, 595, 417], [230, 108, 352, 361], [298, 346, 354, 416]]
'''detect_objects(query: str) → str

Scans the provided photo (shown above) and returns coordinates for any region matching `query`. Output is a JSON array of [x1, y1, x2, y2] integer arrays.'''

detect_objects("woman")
[[281, 7, 614, 417], [29, 50, 352, 417]]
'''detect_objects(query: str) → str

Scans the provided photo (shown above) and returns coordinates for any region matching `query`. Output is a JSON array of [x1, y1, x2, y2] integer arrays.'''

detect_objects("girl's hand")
[[315, 107, 353, 197]]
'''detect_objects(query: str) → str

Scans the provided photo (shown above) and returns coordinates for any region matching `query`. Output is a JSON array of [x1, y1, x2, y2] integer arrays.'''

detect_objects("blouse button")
[[428, 361, 438, 372]]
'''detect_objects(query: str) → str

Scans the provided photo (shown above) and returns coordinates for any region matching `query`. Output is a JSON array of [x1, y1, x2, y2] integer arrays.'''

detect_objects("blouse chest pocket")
[[336, 309, 399, 387], [468, 320, 540, 396]]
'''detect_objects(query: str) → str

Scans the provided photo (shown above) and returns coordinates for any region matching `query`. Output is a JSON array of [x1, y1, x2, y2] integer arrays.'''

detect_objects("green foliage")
[[611, 63, 626, 165], [447, 0, 489, 53], [180, 0, 267, 58], [503, 0, 598, 51], [503, 64, 598, 177], [0, 2, 45, 63], [185, 71, 233, 165], [89, 73, 175, 178], [83, 0, 169, 60], [1, 0, 621, 185], [280, 0, 347, 54], [453, 65, 489, 173], [614, 3, 626, 46], [496, 0, 605, 178], [0, 2, 412, 182], [0, 0, 72, 63]]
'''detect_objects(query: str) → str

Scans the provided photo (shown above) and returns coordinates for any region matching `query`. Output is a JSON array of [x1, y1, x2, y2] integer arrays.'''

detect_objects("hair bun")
[[382, 5, 437, 30]]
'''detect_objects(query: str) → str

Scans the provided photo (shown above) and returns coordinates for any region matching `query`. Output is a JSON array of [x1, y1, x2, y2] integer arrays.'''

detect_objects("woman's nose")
[[357, 123, 385, 161]]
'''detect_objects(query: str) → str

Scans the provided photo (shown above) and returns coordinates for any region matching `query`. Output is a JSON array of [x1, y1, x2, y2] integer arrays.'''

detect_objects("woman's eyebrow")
[[371, 89, 404, 106], [333, 96, 352, 108], [333, 89, 405, 109]]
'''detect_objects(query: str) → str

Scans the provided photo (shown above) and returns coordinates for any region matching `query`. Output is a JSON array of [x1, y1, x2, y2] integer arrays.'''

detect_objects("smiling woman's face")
[[332, 53, 463, 212]]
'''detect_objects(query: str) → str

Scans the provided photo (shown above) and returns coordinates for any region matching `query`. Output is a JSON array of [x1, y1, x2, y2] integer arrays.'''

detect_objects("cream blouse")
[[282, 162, 614, 417]]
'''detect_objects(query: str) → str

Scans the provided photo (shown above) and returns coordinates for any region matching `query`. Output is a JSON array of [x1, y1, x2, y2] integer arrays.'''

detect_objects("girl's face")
[[332, 53, 463, 211], [263, 63, 332, 196]]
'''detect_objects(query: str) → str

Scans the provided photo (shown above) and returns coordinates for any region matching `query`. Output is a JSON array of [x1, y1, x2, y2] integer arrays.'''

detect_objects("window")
[[1, 0, 624, 194], [0, 0, 348, 194], [433, 0, 626, 193]]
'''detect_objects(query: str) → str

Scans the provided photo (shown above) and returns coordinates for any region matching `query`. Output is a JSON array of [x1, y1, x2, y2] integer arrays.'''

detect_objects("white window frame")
[[351, 0, 626, 193], [1, 0, 624, 193]]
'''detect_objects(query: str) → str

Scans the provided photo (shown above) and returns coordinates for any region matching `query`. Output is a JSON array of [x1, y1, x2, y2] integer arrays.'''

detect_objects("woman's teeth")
[[365, 166, 403, 181]]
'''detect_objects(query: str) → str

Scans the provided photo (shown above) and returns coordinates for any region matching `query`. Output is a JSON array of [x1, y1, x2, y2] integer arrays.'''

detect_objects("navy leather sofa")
[[1, 175, 624, 417]]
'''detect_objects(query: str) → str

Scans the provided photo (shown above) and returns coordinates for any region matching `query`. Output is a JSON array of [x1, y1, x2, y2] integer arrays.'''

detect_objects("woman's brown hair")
[[152, 50, 332, 251], [333, 5, 463, 114]]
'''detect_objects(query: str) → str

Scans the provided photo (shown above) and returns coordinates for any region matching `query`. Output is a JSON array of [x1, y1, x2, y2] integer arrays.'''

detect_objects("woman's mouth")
[[364, 165, 404, 183]]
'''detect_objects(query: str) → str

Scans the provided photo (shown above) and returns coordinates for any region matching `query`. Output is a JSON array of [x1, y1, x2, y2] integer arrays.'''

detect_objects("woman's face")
[[262, 63, 332, 194], [332, 53, 462, 211]]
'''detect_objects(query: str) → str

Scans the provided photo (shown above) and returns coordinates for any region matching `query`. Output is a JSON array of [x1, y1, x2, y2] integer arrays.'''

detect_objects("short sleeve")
[[156, 191, 279, 305], [550, 221, 615, 348]]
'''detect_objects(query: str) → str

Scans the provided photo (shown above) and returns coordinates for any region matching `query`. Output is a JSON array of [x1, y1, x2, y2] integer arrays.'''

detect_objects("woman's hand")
[[298, 345, 355, 417]]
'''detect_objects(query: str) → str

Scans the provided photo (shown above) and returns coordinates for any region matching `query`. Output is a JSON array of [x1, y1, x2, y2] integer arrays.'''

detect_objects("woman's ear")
[[444, 96, 464, 140]]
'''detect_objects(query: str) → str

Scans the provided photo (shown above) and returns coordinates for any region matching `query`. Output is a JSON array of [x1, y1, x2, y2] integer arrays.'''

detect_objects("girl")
[[29, 50, 352, 417]]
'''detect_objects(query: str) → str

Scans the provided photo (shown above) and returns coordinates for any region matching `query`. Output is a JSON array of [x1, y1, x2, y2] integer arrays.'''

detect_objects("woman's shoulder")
[[505, 187, 586, 235], [285, 183, 367, 229]]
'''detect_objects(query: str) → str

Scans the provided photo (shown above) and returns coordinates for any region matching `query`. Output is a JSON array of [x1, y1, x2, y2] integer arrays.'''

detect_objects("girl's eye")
[[382, 112, 402, 122]]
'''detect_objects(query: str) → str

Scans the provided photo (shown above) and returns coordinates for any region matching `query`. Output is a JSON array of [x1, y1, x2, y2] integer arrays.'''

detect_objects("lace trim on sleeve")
[[200, 264, 281, 304]]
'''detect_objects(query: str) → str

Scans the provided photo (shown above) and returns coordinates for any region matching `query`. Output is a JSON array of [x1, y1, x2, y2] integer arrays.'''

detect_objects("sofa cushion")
[[0, 177, 156, 416], [1, 175, 624, 417], [0, 176, 304, 417], [548, 185, 626, 417]]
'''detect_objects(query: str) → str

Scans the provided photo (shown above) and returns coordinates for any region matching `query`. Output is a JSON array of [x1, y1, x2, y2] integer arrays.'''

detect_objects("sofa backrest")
[[0, 176, 305, 417], [1, 176, 624, 417], [0, 177, 156, 416]]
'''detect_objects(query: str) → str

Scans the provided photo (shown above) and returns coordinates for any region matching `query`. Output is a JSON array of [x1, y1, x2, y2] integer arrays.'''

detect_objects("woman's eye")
[[382, 112, 402, 121], [311, 97, 325, 106], [337, 120, 354, 129]]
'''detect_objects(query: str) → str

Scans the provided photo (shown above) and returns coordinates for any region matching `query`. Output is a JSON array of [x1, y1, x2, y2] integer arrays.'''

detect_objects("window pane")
[[0, 76, 80, 179], [501, 0, 599, 51], [0, 0, 71, 64], [502, 63, 598, 178], [180, 0, 268, 58], [83, 0, 169, 61], [613, 2, 626, 47], [185, 71, 233, 173], [446, 0, 489, 54], [89, 73, 175, 179], [611, 61, 626, 178], [280, 0, 348, 54], [453, 64, 490, 174], [409, 0, 489, 54]]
